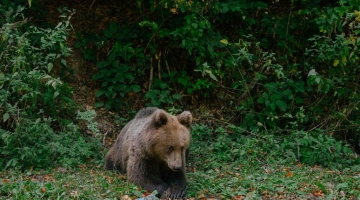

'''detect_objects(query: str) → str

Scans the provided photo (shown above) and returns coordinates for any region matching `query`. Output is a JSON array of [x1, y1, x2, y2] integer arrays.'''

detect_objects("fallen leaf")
[[2, 179, 9, 183], [283, 167, 292, 171], [339, 190, 345, 197], [264, 168, 272, 174], [41, 188, 46, 193], [70, 190, 78, 197], [286, 171, 293, 177], [170, 8, 178, 14], [312, 191, 324, 197]]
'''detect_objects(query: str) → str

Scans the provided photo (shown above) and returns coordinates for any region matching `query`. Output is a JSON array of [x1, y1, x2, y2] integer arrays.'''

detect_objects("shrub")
[[0, 5, 101, 170]]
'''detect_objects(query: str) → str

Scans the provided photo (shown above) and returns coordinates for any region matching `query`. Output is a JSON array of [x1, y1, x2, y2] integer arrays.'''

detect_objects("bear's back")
[[135, 107, 158, 119]]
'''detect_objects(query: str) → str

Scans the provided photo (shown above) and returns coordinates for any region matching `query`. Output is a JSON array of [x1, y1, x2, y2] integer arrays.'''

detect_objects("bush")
[[0, 5, 101, 170], [76, 0, 360, 149]]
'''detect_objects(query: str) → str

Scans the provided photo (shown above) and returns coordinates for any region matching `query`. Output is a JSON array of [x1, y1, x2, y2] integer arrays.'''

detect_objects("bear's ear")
[[153, 110, 168, 127], [177, 111, 192, 128]]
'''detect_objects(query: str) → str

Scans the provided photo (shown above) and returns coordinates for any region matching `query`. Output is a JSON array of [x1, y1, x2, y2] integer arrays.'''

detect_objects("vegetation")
[[0, 4, 101, 170], [1, 124, 360, 199], [1, 0, 360, 199], [76, 0, 360, 143]]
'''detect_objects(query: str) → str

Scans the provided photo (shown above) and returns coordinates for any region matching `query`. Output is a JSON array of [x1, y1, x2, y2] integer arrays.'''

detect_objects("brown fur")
[[104, 107, 192, 199]]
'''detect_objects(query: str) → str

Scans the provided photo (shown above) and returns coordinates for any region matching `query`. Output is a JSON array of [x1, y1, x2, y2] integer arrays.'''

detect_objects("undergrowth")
[[1, 123, 359, 199], [0, 5, 101, 170], [1, 1, 360, 199], [187, 123, 360, 199]]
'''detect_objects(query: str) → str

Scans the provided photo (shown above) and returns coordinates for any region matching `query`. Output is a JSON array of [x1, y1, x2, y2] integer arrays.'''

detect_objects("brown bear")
[[104, 107, 192, 199]]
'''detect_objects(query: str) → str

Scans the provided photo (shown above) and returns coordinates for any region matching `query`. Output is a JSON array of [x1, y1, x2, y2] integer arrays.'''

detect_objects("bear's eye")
[[168, 146, 174, 151]]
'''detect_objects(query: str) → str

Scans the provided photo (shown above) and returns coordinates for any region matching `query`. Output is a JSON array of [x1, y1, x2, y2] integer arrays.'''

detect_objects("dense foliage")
[[75, 0, 360, 151], [1, 0, 360, 170], [0, 4, 101, 170]]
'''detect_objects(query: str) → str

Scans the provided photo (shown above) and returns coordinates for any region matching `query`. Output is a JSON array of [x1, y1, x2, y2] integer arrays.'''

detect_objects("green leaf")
[[53, 91, 60, 99], [275, 100, 288, 111], [257, 97, 265, 104], [47, 63, 53, 72], [282, 89, 292, 96], [109, 52, 116, 61], [103, 29, 113, 38], [95, 90, 105, 97], [335, 182, 348, 190], [270, 103, 276, 111], [295, 96, 304, 104], [315, 182, 327, 194], [308, 69, 317, 77], [108, 22, 119, 34], [220, 39, 228, 45], [263, 92, 269, 100], [172, 94, 182, 100], [209, 73, 218, 81], [333, 59, 339, 67], [3, 113, 10, 122], [61, 59, 67, 67], [270, 94, 282, 102], [221, 3, 229, 13], [133, 190, 144, 198], [265, 100, 270, 107], [132, 85, 140, 92], [96, 61, 111, 68], [94, 102, 104, 107]]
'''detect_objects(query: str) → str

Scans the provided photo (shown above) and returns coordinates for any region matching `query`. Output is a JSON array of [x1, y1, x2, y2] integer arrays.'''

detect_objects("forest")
[[1, 0, 360, 199]]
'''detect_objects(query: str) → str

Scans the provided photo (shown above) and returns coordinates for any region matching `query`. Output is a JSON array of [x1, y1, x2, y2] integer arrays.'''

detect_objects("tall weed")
[[0, 5, 101, 170]]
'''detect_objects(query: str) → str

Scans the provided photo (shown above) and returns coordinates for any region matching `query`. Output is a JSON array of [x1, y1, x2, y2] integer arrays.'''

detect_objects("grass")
[[187, 161, 360, 199], [1, 124, 360, 200], [0, 165, 139, 199], [1, 163, 359, 199]]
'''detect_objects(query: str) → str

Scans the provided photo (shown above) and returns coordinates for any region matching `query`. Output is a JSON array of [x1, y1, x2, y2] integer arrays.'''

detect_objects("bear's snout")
[[167, 152, 183, 172]]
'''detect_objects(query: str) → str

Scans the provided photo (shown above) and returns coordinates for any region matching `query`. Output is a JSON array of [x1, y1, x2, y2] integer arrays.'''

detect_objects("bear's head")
[[148, 109, 192, 172]]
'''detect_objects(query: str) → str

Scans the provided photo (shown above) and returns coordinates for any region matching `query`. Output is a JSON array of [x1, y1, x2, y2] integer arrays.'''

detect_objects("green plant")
[[76, 110, 100, 136], [0, 5, 101, 170], [144, 78, 182, 107], [90, 23, 144, 109], [282, 130, 355, 167], [1, 117, 101, 169]]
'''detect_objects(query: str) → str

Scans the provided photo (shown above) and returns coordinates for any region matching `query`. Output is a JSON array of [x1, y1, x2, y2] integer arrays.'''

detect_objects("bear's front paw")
[[162, 186, 186, 200]]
